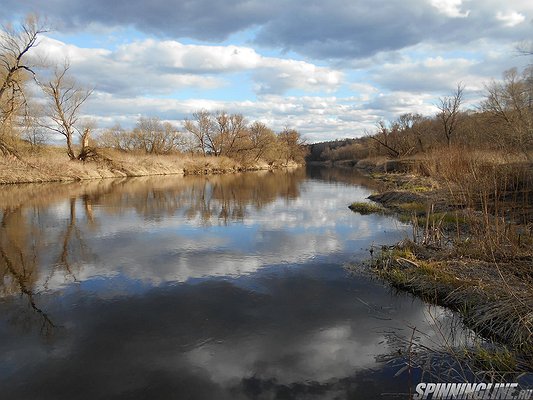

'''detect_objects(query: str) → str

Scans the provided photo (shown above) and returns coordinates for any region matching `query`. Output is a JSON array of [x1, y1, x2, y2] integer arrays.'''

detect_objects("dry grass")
[[373, 240, 533, 354], [361, 148, 533, 368], [400, 147, 533, 259], [0, 146, 292, 184]]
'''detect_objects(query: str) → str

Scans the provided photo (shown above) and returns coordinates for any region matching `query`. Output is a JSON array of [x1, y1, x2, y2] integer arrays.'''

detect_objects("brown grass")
[[361, 147, 533, 365], [373, 240, 533, 355], [409, 147, 533, 259], [0, 146, 294, 184]]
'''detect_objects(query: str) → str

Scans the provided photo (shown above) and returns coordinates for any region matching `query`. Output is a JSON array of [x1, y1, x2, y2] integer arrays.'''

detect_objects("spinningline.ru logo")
[[413, 383, 533, 399]]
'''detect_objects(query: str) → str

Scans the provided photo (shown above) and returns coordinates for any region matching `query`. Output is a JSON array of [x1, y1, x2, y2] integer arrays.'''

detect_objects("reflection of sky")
[[0, 169, 480, 399], [0, 263, 473, 399], [31, 177, 409, 291]]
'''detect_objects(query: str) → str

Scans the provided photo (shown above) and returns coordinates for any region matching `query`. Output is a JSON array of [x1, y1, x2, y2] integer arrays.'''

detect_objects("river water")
[[0, 167, 473, 399]]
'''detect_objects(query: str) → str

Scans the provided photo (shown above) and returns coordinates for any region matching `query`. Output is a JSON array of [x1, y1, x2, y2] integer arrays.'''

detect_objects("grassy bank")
[[0, 146, 297, 184], [350, 150, 533, 367]]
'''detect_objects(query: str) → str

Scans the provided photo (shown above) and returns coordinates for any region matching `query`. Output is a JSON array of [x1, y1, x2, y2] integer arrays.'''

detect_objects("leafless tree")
[[132, 116, 183, 154], [0, 15, 47, 156], [183, 109, 212, 156], [0, 15, 47, 112], [22, 99, 46, 147], [212, 111, 249, 157], [98, 124, 132, 151], [41, 63, 93, 160], [369, 121, 400, 158], [437, 83, 464, 147], [517, 41, 533, 58], [248, 121, 277, 162], [482, 67, 533, 159], [278, 127, 307, 164]]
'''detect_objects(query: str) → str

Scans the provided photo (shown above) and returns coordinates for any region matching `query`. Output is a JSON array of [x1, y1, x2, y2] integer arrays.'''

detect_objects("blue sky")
[[2, 0, 532, 142]]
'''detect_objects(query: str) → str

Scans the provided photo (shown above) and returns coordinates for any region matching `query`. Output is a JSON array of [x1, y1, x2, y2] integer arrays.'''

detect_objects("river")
[[0, 167, 473, 399]]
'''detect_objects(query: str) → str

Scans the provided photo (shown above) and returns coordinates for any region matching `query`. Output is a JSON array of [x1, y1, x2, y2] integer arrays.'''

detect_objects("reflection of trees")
[[0, 206, 54, 333], [0, 168, 307, 330], [0, 196, 95, 333], [186, 169, 305, 224], [306, 165, 383, 189], [59, 198, 92, 280], [90, 169, 306, 224]]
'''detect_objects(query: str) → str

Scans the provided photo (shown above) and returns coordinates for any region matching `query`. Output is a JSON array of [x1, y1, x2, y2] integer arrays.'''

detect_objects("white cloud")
[[371, 55, 484, 92], [428, 0, 470, 18], [17, 1, 531, 143], [255, 58, 342, 94], [496, 10, 526, 27], [32, 36, 342, 97], [79, 92, 392, 141], [29, 34, 525, 143], [34, 37, 223, 95]]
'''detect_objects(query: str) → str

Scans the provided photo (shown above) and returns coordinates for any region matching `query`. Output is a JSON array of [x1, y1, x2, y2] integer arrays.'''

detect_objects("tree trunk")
[[66, 133, 76, 160]]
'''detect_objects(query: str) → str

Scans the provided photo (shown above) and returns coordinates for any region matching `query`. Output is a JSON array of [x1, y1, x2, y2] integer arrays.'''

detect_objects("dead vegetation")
[[359, 148, 533, 370], [372, 240, 533, 353], [0, 144, 298, 184]]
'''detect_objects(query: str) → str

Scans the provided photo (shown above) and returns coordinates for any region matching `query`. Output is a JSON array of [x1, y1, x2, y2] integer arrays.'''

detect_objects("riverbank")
[[0, 147, 297, 184], [348, 157, 533, 365]]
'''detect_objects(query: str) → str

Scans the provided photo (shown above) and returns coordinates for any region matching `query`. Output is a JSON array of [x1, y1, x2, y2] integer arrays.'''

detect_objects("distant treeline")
[[308, 67, 533, 163]]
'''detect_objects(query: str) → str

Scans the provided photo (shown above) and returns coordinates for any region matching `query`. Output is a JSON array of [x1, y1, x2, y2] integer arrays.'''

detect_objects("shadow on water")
[[0, 167, 529, 399]]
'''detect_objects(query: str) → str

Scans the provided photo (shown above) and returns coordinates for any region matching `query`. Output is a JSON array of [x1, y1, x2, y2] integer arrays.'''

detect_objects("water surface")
[[0, 167, 471, 399]]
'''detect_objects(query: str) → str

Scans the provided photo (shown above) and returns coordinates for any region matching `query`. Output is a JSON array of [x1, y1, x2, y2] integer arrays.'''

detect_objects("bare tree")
[[22, 99, 46, 148], [437, 83, 464, 147], [183, 109, 212, 156], [98, 124, 132, 151], [41, 63, 93, 160], [249, 121, 277, 162], [278, 128, 307, 164], [517, 41, 533, 58], [132, 116, 183, 154], [482, 67, 533, 159], [369, 121, 400, 158], [0, 15, 47, 120], [0, 15, 47, 156], [394, 113, 426, 154]]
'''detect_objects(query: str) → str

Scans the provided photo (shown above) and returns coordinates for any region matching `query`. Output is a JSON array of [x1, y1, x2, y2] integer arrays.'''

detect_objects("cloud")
[[28, 35, 525, 143], [428, 0, 470, 18], [371, 56, 483, 92], [363, 92, 439, 117], [77, 93, 381, 141], [496, 11, 526, 27], [4, 0, 532, 142], [0, 0, 275, 41], [2, 0, 532, 60], [254, 59, 342, 95], [34, 37, 223, 96], [32, 37, 342, 96], [251, 0, 531, 60]]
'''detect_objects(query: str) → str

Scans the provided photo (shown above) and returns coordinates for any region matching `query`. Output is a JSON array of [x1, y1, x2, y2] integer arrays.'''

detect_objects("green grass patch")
[[407, 185, 434, 193], [348, 201, 385, 215], [397, 202, 427, 213], [463, 346, 517, 372], [374, 246, 460, 288], [396, 207, 468, 229]]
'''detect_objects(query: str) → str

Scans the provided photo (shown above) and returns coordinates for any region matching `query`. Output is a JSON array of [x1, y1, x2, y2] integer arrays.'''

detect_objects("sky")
[[2, 0, 532, 143]]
